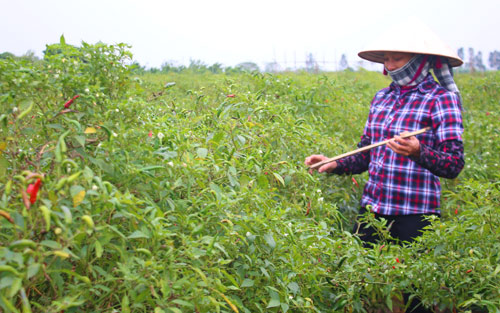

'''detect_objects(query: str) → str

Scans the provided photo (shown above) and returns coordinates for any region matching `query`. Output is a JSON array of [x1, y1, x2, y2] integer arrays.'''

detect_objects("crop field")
[[1, 40, 499, 312]]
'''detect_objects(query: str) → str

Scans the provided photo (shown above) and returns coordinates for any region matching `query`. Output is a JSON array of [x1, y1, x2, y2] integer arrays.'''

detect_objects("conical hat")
[[358, 17, 463, 67]]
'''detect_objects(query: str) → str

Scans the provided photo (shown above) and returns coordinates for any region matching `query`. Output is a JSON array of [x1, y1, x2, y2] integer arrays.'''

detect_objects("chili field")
[[1, 40, 499, 312]]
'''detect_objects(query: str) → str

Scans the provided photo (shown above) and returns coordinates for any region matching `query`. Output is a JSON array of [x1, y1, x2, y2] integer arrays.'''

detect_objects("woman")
[[304, 19, 464, 311]]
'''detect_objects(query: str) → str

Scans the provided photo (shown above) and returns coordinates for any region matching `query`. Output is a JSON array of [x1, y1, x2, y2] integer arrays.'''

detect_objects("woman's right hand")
[[304, 154, 338, 174]]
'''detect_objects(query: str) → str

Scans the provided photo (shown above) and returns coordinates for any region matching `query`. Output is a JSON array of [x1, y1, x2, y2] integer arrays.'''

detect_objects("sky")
[[1, 0, 499, 71]]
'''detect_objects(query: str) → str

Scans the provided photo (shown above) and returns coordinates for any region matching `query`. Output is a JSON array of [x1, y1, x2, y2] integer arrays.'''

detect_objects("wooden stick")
[[309, 127, 431, 169]]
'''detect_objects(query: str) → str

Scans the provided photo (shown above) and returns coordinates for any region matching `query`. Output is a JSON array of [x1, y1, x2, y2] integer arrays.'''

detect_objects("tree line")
[[1, 46, 499, 73]]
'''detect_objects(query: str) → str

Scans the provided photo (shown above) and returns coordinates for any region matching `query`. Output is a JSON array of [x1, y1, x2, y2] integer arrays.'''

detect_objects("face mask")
[[386, 55, 430, 87]]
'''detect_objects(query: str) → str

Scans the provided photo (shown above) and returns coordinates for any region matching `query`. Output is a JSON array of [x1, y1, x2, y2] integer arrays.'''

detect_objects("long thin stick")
[[309, 127, 431, 169]]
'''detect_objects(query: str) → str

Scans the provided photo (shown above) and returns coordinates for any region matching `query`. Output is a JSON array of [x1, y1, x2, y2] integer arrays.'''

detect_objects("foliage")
[[488, 51, 500, 70], [0, 40, 499, 312]]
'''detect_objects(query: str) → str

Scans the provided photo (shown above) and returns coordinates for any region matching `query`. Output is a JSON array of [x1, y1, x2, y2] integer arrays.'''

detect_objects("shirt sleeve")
[[431, 91, 463, 144], [410, 139, 465, 179], [330, 135, 371, 175]]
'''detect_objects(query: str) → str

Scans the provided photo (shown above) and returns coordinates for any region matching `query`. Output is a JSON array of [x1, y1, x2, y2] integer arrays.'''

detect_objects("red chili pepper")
[[466, 269, 472, 273], [486, 112, 490, 116], [352, 177, 359, 188], [226, 94, 235, 98], [455, 208, 458, 215], [64, 95, 80, 109], [27, 178, 42, 204], [396, 258, 400, 263], [148, 131, 153, 138], [392, 266, 396, 269], [27, 183, 35, 195]]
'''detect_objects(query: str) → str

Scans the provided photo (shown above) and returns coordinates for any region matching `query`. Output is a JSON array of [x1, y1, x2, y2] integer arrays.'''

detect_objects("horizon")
[[1, 0, 499, 71]]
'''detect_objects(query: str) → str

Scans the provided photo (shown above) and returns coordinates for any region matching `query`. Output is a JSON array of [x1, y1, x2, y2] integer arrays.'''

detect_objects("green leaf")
[[257, 175, 268, 189], [83, 166, 94, 183], [106, 225, 126, 239], [40, 240, 62, 249], [94, 240, 103, 258], [211, 131, 224, 144], [241, 279, 254, 288], [70, 185, 86, 198], [459, 298, 478, 307], [434, 244, 445, 256], [196, 147, 208, 159], [494, 264, 500, 276], [172, 299, 194, 308], [236, 135, 246, 145], [46, 124, 65, 131], [221, 270, 239, 288], [227, 171, 239, 187], [210, 182, 222, 201], [138, 165, 164, 172], [121, 295, 130, 313], [281, 303, 290, 313], [385, 294, 393, 311], [0, 155, 8, 179], [127, 230, 149, 239], [61, 206, 73, 224], [267, 298, 280, 308], [0, 276, 14, 290], [27, 263, 40, 279], [287, 282, 299, 295], [60, 34, 66, 45], [260, 267, 270, 278], [263, 233, 276, 249], [214, 242, 229, 257], [88, 157, 113, 174], [9, 277, 22, 298], [0, 293, 20, 313], [191, 266, 208, 285], [272, 172, 285, 186], [74, 135, 86, 147], [57, 269, 91, 284]]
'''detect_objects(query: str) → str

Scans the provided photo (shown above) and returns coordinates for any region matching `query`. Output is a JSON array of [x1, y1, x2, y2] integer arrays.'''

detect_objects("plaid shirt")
[[333, 74, 464, 215]]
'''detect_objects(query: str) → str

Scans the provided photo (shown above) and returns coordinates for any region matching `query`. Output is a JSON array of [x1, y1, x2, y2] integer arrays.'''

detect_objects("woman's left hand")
[[387, 133, 421, 158]]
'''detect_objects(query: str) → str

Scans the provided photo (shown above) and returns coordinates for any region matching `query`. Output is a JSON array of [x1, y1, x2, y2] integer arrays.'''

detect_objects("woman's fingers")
[[387, 136, 420, 157], [387, 136, 406, 154], [318, 161, 337, 173], [304, 154, 327, 166], [305, 154, 336, 174]]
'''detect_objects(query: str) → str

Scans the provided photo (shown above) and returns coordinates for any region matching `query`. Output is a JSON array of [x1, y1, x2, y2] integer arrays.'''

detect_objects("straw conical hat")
[[358, 17, 463, 67]]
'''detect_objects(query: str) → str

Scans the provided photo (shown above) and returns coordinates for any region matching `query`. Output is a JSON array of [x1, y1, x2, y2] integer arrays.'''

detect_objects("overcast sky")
[[1, 0, 498, 70]]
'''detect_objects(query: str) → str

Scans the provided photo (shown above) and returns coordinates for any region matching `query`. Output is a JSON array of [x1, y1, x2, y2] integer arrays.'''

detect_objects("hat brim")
[[358, 50, 463, 68]]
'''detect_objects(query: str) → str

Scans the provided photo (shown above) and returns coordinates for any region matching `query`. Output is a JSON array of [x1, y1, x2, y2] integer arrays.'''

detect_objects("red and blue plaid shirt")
[[333, 74, 464, 215]]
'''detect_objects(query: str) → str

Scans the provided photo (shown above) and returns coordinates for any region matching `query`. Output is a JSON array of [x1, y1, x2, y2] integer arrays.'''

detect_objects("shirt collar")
[[388, 74, 436, 94]]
